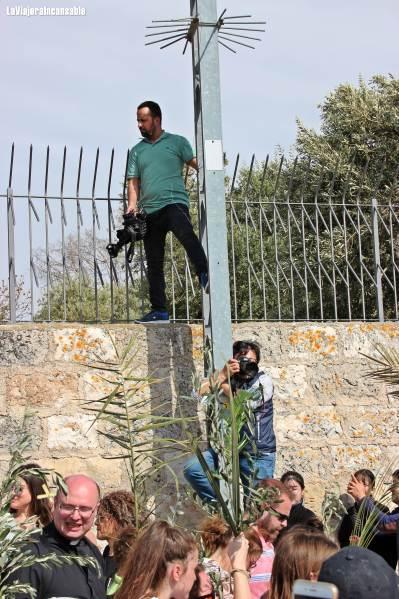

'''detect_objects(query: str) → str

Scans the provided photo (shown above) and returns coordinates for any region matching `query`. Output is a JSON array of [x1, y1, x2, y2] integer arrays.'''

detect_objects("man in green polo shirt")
[[126, 100, 208, 323]]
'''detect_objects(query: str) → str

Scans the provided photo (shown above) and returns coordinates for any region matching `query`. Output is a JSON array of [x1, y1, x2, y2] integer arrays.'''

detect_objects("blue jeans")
[[183, 447, 276, 502]]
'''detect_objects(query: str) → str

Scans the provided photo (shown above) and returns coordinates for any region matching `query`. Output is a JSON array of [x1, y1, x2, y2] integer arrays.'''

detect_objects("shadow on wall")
[[144, 323, 197, 419], [144, 323, 204, 508]]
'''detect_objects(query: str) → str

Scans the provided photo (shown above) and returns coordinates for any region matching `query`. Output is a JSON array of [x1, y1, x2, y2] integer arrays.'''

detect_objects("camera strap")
[[127, 241, 135, 263]]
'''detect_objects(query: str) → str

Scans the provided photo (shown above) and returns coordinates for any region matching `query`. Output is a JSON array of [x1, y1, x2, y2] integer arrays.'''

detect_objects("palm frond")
[[81, 333, 196, 527], [361, 344, 399, 397]]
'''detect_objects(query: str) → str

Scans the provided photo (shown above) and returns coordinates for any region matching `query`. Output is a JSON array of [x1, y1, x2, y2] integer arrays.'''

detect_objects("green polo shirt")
[[127, 131, 194, 214]]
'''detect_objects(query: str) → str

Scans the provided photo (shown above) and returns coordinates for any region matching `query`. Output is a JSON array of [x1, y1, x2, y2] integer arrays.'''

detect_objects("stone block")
[[39, 456, 124, 490], [329, 444, 384, 471], [269, 364, 312, 405], [277, 445, 334, 480], [342, 323, 399, 358], [47, 415, 98, 450], [53, 328, 116, 364], [285, 325, 337, 360], [342, 407, 399, 441], [307, 363, 385, 406], [0, 329, 49, 365], [232, 323, 283, 360], [7, 367, 79, 413], [0, 415, 42, 451], [276, 407, 343, 443], [81, 369, 118, 404]]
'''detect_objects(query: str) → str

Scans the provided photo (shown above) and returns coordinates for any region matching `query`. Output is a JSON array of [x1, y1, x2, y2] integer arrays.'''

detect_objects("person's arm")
[[127, 178, 140, 214], [227, 534, 250, 599], [186, 157, 198, 171], [198, 358, 240, 397], [347, 477, 398, 532]]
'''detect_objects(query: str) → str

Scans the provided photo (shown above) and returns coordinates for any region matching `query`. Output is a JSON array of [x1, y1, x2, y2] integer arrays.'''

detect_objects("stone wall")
[[1, 321, 398, 516]]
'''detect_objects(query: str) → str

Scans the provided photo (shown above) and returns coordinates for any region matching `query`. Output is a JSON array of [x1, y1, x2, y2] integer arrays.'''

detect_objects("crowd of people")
[[6, 462, 399, 599]]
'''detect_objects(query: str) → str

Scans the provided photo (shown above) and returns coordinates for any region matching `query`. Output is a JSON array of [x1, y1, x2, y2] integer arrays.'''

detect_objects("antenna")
[[145, 10, 266, 54]]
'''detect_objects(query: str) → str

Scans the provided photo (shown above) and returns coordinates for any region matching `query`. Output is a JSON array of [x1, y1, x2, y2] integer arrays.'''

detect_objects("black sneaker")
[[135, 310, 170, 324], [198, 272, 209, 294]]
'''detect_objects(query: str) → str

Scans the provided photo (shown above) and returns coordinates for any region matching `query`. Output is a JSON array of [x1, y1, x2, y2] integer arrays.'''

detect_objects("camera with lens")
[[106, 212, 147, 263], [238, 357, 259, 379], [230, 357, 259, 394]]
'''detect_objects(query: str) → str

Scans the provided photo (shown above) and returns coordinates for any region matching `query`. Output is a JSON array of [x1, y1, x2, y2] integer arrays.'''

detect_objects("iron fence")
[[1, 144, 398, 323]]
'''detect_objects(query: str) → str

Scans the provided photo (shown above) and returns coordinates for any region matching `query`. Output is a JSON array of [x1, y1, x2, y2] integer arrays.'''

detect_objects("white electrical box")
[[204, 139, 223, 171]]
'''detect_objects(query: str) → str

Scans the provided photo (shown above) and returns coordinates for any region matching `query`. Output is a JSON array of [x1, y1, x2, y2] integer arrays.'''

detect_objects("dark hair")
[[137, 100, 162, 122], [281, 471, 305, 490], [200, 516, 232, 555], [354, 469, 375, 489], [10, 462, 52, 527], [392, 469, 399, 480], [305, 516, 324, 532], [269, 526, 338, 599], [232, 340, 260, 363], [113, 525, 138, 570], [117, 520, 197, 599], [98, 490, 136, 529]]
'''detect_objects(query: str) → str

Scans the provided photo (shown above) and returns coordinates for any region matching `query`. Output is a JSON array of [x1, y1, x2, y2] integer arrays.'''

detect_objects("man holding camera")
[[184, 340, 276, 501], [126, 100, 208, 324]]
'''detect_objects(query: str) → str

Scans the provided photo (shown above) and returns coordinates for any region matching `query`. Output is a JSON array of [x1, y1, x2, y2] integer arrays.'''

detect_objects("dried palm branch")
[[82, 334, 197, 527], [361, 343, 399, 397]]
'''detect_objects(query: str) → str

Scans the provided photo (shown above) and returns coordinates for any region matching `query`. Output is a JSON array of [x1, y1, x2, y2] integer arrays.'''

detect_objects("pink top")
[[248, 526, 274, 599]]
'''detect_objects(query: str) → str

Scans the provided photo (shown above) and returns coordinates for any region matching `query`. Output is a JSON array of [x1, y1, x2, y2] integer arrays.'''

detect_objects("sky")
[[1, 0, 398, 197], [0, 0, 398, 290]]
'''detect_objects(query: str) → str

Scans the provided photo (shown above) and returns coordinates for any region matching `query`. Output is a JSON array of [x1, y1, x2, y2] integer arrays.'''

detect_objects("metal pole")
[[371, 197, 384, 322], [191, 0, 232, 372], [7, 187, 16, 323]]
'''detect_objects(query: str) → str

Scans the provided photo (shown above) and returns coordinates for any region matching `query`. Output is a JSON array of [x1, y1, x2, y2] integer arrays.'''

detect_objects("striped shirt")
[[248, 526, 274, 599]]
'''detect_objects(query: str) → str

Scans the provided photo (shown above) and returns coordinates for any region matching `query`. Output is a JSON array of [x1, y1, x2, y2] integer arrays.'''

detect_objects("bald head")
[[54, 474, 100, 540], [62, 474, 100, 500]]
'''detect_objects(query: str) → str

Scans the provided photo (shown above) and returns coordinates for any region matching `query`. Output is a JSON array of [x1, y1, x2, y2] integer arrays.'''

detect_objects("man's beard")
[[257, 515, 281, 542], [140, 129, 152, 139]]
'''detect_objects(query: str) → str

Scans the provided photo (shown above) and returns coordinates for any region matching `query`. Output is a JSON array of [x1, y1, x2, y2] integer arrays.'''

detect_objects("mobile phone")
[[292, 579, 339, 599]]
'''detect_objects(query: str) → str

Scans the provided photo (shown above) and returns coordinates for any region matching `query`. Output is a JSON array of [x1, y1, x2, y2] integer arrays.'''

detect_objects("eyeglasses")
[[268, 507, 289, 523], [58, 503, 97, 517]]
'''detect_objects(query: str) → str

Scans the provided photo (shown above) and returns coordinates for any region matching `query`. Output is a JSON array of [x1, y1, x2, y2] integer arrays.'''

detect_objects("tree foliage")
[[0, 278, 31, 322], [226, 75, 399, 321]]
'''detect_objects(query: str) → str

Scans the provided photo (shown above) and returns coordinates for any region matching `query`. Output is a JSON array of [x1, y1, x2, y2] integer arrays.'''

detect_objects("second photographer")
[[183, 340, 276, 502]]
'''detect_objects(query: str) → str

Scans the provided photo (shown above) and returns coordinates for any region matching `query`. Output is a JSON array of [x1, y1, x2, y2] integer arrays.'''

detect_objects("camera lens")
[[239, 357, 258, 378]]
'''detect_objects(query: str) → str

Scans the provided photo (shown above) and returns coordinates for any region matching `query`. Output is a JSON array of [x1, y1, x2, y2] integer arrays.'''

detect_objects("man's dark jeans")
[[144, 203, 208, 311]]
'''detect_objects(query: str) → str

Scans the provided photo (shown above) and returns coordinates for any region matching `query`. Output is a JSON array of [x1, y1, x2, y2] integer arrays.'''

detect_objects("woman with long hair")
[[116, 520, 198, 599], [9, 462, 52, 528], [106, 525, 138, 596], [95, 490, 137, 580], [268, 526, 338, 599]]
